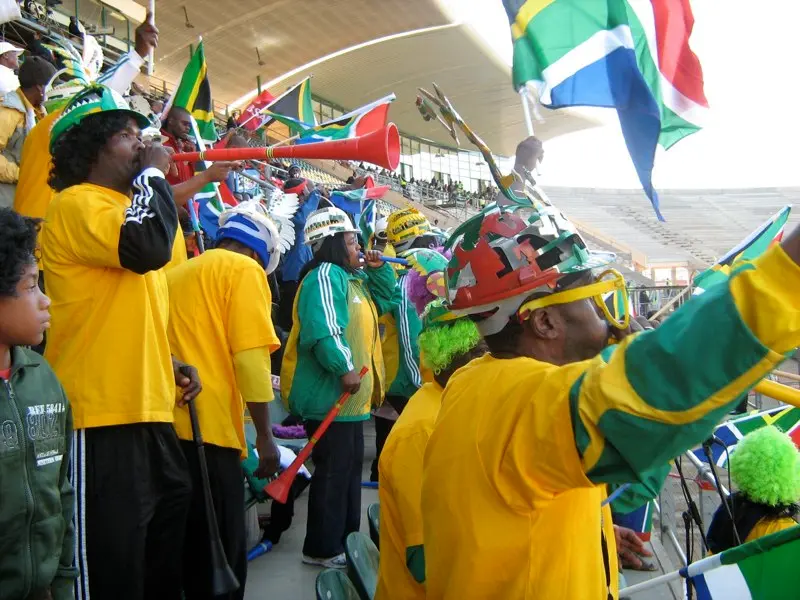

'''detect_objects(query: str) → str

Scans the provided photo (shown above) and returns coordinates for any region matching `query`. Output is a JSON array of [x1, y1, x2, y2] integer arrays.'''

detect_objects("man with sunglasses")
[[421, 176, 800, 599]]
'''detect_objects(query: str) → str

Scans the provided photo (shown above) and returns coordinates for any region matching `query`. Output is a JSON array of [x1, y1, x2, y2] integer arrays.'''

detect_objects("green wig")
[[730, 426, 800, 506], [418, 317, 481, 374]]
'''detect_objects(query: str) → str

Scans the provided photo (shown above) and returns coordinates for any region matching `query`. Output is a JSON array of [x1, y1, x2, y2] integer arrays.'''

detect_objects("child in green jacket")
[[281, 206, 397, 569], [0, 208, 75, 600]]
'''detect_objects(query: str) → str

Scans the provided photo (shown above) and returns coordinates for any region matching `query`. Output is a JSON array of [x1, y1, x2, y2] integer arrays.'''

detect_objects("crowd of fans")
[[1, 7, 800, 600]]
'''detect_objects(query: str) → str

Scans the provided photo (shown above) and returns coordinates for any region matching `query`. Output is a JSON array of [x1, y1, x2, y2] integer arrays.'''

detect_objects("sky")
[[442, 0, 800, 189]]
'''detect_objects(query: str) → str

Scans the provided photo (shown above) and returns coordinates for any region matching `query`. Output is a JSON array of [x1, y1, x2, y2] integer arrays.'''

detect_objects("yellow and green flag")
[[170, 41, 216, 142]]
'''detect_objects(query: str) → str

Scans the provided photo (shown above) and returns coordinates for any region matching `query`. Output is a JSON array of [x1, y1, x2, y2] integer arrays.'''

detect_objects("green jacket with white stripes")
[[281, 261, 398, 422]]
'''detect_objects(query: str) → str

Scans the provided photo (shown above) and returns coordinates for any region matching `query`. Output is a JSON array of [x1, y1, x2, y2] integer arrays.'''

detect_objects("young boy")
[[0, 207, 75, 600]]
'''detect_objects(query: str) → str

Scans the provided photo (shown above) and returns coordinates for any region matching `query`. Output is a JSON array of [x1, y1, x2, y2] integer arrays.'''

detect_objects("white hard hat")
[[304, 206, 359, 250], [217, 201, 282, 274], [0, 42, 23, 57]]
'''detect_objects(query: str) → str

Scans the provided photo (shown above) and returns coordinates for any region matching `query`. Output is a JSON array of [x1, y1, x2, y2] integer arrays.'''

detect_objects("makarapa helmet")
[[445, 201, 617, 336], [387, 206, 431, 252], [50, 84, 150, 151], [304, 206, 359, 251], [217, 201, 282, 274]]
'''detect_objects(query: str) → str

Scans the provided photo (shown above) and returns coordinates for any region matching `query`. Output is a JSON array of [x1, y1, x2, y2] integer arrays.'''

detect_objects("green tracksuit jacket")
[[0, 346, 76, 600], [281, 262, 397, 421]]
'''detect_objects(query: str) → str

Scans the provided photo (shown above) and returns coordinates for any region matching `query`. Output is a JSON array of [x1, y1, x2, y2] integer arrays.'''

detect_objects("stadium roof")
[[544, 187, 799, 269], [140, 0, 599, 155]]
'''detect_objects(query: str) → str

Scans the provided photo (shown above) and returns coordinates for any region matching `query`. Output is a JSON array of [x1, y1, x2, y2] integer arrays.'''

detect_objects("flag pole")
[[147, 0, 155, 76], [189, 114, 225, 211], [519, 86, 535, 136]]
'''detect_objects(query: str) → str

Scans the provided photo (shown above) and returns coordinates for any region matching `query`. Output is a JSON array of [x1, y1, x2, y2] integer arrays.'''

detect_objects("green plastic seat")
[[315, 569, 362, 600], [345, 532, 380, 600], [367, 503, 380, 547]]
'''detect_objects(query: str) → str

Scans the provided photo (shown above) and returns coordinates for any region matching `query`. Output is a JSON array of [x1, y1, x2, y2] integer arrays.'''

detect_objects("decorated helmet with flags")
[[217, 201, 282, 274], [387, 206, 432, 252], [50, 84, 150, 151], [445, 202, 617, 336], [304, 206, 359, 250]]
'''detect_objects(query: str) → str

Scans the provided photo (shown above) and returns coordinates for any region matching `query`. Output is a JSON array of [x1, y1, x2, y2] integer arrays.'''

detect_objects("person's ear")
[[526, 306, 561, 340]]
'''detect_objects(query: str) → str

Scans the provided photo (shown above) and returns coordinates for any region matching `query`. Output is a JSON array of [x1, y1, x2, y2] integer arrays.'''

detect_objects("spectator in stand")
[[160, 105, 236, 209], [0, 56, 55, 209], [43, 85, 202, 600], [281, 207, 396, 569], [276, 178, 321, 331], [150, 98, 164, 115], [0, 42, 23, 96], [15, 15, 161, 250], [288, 163, 302, 179], [26, 32, 54, 66]]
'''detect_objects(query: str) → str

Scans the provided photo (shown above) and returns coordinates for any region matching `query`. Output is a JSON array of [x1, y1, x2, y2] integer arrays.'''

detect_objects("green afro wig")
[[419, 318, 481, 374], [730, 425, 800, 507]]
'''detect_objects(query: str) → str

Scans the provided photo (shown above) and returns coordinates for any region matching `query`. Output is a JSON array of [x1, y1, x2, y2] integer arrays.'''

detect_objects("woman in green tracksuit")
[[281, 206, 397, 569]]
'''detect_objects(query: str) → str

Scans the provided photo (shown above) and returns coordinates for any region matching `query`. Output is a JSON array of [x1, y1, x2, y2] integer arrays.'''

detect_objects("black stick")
[[186, 388, 240, 595]]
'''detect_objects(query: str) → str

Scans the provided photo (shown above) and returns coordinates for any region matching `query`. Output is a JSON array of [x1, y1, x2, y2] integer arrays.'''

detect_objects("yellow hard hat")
[[387, 206, 431, 252]]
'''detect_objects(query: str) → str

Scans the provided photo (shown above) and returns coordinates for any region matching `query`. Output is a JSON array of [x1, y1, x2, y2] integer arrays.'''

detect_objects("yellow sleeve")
[[227, 261, 281, 354], [381, 431, 427, 548], [571, 244, 800, 488], [234, 347, 273, 404], [0, 109, 22, 183], [45, 189, 124, 268]]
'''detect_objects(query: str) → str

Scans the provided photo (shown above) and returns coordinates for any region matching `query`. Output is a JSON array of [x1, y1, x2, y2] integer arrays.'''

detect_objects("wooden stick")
[[651, 285, 692, 320], [774, 369, 800, 383], [270, 134, 299, 148]]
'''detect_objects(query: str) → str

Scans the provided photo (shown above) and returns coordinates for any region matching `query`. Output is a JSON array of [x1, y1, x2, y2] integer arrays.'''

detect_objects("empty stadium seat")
[[367, 503, 380, 547], [315, 569, 362, 600], [345, 532, 380, 600]]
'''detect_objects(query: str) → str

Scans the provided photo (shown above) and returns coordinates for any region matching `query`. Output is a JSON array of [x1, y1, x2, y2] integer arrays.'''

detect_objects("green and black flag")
[[167, 41, 216, 142]]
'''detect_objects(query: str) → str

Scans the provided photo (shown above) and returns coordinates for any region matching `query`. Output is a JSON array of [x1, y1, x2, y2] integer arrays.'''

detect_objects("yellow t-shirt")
[[376, 381, 442, 600], [42, 183, 175, 429], [746, 516, 798, 543], [422, 354, 618, 600], [167, 249, 280, 454], [14, 110, 60, 220], [164, 232, 188, 271]]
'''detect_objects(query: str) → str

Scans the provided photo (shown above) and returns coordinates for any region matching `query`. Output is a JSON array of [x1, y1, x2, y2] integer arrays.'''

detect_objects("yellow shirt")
[[14, 110, 60, 220], [164, 231, 188, 271], [42, 183, 175, 429], [377, 382, 442, 600], [746, 516, 798, 543], [422, 355, 618, 600], [167, 249, 279, 454]]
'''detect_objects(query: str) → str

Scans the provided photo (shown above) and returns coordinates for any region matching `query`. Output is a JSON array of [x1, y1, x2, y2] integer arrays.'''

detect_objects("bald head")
[[165, 106, 192, 140]]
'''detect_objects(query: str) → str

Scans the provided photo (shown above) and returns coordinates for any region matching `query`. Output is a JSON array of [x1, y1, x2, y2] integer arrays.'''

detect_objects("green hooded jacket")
[[281, 262, 397, 421], [0, 346, 76, 600]]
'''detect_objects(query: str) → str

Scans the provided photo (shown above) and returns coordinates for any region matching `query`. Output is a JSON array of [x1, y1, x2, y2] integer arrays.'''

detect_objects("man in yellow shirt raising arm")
[[422, 166, 800, 598], [42, 85, 202, 600], [166, 201, 283, 599]]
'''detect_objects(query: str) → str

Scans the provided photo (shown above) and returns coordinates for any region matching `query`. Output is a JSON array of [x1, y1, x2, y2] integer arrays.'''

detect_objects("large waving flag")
[[166, 41, 216, 142], [693, 206, 791, 295], [267, 94, 395, 143], [504, 0, 708, 220], [259, 77, 315, 133], [691, 405, 800, 468]]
